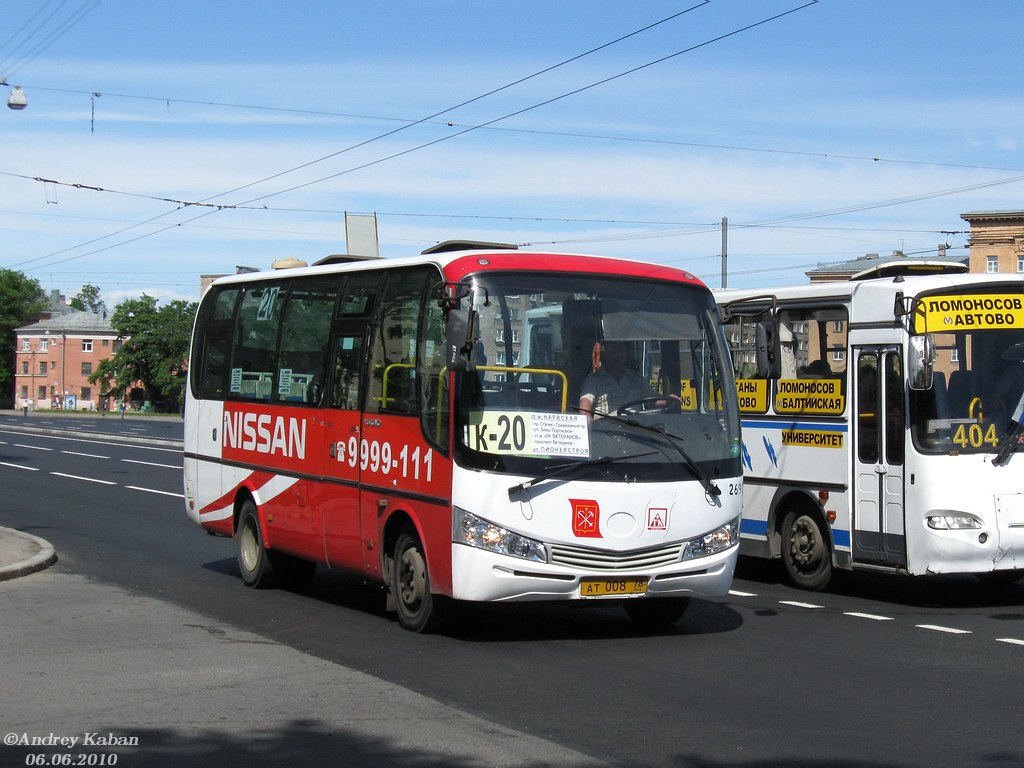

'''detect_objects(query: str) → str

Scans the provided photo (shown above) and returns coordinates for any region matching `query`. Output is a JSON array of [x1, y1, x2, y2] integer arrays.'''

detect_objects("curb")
[[0, 527, 58, 582]]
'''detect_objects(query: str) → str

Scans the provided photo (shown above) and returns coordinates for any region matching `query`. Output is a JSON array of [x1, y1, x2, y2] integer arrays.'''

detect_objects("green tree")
[[91, 294, 197, 411], [0, 270, 46, 400], [69, 283, 106, 315]]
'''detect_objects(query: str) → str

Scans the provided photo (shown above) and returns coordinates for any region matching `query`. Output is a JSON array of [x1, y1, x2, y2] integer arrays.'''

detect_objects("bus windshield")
[[453, 271, 741, 482], [910, 293, 1024, 456]]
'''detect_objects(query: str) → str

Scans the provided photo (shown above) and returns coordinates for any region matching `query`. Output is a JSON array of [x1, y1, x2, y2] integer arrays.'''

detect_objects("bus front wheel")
[[780, 509, 832, 591], [237, 500, 274, 588], [392, 527, 443, 633]]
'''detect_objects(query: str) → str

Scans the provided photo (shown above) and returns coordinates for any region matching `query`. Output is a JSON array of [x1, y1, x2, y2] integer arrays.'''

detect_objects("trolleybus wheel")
[[780, 509, 832, 591], [623, 597, 690, 629], [237, 499, 274, 588], [393, 526, 443, 633]]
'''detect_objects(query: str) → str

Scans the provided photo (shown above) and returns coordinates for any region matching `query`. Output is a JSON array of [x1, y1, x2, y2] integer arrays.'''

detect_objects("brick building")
[[961, 210, 1024, 274], [13, 306, 120, 411]]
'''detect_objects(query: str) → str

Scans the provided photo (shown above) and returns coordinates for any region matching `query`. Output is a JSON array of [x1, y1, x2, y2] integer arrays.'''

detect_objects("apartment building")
[[13, 308, 120, 411]]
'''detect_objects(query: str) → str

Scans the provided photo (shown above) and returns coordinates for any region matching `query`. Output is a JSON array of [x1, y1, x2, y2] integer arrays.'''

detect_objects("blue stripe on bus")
[[740, 518, 768, 536], [741, 419, 848, 432], [741, 518, 851, 550]]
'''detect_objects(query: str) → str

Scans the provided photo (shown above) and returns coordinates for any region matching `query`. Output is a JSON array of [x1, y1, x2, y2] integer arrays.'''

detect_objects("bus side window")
[[275, 278, 341, 405], [192, 286, 240, 400], [365, 267, 434, 415], [231, 283, 285, 401], [420, 279, 449, 450]]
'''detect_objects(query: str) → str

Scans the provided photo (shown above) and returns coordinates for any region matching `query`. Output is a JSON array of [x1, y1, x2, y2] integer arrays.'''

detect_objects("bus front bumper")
[[449, 543, 738, 603]]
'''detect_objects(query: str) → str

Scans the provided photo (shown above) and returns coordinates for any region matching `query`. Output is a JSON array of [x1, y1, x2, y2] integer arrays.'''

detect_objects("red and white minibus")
[[183, 241, 743, 631]]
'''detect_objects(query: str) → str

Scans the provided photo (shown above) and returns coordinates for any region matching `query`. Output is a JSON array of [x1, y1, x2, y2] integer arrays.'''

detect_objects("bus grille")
[[548, 542, 683, 571]]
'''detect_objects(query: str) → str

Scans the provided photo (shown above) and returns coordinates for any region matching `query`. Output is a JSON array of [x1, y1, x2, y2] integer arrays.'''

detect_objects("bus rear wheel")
[[780, 509, 832, 591], [392, 526, 444, 633], [237, 500, 274, 588]]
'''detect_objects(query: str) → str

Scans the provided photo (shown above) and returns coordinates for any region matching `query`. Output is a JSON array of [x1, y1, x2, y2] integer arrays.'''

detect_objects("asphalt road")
[[2, 413, 1024, 767]]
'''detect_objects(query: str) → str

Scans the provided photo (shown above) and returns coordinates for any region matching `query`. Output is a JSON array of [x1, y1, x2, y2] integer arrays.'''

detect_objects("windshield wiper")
[[507, 451, 658, 499], [585, 410, 722, 497]]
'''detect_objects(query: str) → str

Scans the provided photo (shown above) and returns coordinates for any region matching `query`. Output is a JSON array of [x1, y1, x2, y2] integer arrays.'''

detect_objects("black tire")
[[780, 509, 833, 591], [392, 526, 443, 633], [236, 499, 274, 588], [623, 597, 690, 629]]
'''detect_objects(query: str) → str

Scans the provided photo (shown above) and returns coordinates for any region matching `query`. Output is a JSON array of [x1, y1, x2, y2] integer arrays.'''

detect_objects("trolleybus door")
[[321, 325, 369, 570], [852, 346, 908, 567]]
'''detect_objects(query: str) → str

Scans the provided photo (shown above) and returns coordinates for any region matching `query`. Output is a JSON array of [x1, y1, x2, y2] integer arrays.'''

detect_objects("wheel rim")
[[240, 516, 259, 573], [397, 544, 427, 612], [788, 514, 824, 573]]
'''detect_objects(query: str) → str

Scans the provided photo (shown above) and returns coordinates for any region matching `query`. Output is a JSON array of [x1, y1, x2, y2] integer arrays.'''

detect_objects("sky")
[[2, 0, 1023, 307]]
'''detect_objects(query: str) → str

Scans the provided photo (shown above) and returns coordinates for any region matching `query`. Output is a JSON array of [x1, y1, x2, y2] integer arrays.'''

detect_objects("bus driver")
[[578, 340, 676, 418]]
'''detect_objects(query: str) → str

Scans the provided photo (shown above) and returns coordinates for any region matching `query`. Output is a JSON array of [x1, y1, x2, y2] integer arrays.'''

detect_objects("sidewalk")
[[0, 526, 57, 581]]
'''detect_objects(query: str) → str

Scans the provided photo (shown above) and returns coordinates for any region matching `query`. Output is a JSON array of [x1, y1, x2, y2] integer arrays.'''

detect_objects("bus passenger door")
[[852, 347, 907, 568], [321, 327, 367, 569]]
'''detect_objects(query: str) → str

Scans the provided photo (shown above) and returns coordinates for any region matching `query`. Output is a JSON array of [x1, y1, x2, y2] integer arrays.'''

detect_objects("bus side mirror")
[[756, 321, 781, 379], [908, 335, 934, 390], [445, 309, 478, 372]]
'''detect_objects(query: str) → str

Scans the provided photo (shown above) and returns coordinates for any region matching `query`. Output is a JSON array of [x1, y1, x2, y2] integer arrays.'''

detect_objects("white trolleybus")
[[183, 241, 743, 631], [718, 261, 1024, 590]]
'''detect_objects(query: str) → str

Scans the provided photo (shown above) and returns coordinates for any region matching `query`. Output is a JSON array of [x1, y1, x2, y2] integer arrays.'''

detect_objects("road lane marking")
[[13, 443, 53, 451], [0, 461, 40, 471], [996, 638, 1024, 647], [125, 486, 184, 498], [121, 459, 181, 469], [916, 624, 971, 634], [845, 612, 894, 621], [50, 472, 117, 485], [62, 450, 110, 459], [729, 590, 758, 597], [780, 600, 824, 609]]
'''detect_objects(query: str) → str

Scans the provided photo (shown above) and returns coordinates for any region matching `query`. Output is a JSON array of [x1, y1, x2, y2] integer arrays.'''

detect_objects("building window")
[[82, 339, 93, 352], [102, 339, 109, 347], [832, 349, 845, 362], [81, 362, 92, 375], [951, 348, 959, 363], [21, 339, 30, 351], [988, 255, 999, 273], [81, 387, 91, 401], [20, 386, 28, 400], [38, 386, 46, 400], [21, 361, 28, 374], [39, 361, 47, 375], [1018, 256, 1024, 273], [40, 340, 48, 352]]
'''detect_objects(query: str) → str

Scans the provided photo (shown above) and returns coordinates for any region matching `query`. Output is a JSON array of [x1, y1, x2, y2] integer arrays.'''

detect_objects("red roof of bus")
[[440, 250, 704, 286]]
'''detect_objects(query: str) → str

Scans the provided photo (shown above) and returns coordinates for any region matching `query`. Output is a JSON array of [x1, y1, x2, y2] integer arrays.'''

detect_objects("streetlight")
[[7, 86, 27, 109], [2, 79, 27, 110]]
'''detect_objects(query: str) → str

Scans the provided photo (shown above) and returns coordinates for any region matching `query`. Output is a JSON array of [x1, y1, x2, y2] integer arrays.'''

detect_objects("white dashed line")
[[729, 590, 757, 597], [125, 486, 184, 498], [916, 624, 971, 634], [50, 472, 117, 485], [121, 459, 181, 469], [845, 612, 894, 621], [13, 443, 53, 451], [0, 461, 39, 471], [780, 600, 825, 609], [62, 450, 110, 459], [996, 638, 1024, 647]]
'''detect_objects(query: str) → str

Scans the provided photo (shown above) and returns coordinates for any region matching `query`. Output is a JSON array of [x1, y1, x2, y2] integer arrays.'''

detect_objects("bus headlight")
[[926, 512, 983, 530], [453, 507, 548, 563], [682, 516, 740, 560]]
